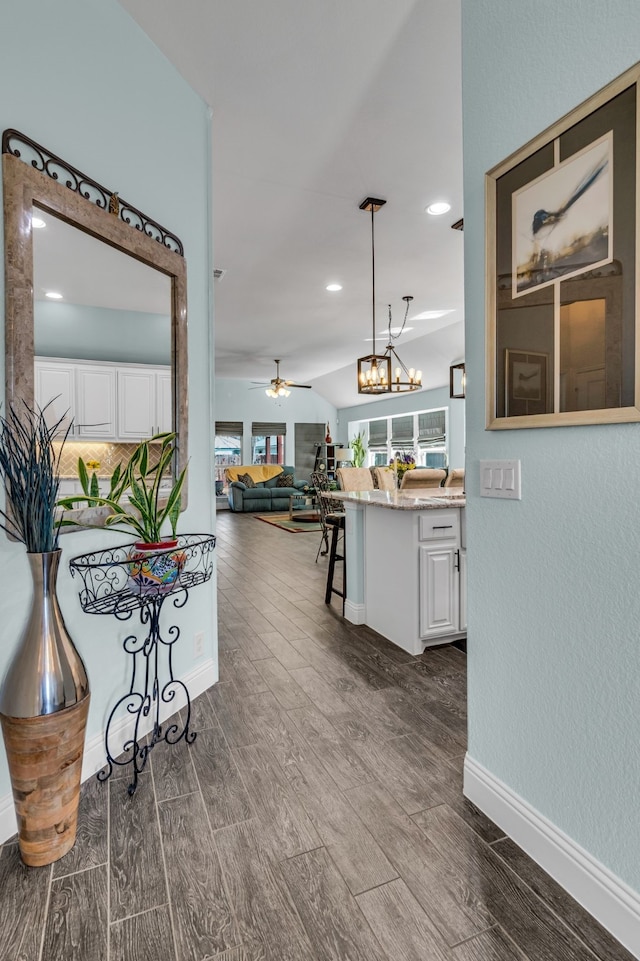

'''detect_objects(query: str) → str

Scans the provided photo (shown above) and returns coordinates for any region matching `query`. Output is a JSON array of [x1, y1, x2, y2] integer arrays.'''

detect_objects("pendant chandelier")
[[356, 197, 422, 395]]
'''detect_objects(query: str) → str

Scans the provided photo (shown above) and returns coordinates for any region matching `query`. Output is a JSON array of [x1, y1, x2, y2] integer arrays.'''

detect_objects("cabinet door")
[[75, 366, 117, 439], [458, 549, 467, 633], [419, 544, 459, 638], [156, 371, 173, 434], [117, 369, 156, 440], [34, 361, 75, 437]]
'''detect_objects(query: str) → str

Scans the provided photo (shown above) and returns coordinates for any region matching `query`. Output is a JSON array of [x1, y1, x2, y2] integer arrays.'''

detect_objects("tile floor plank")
[[451, 927, 529, 961], [258, 631, 310, 670], [208, 680, 262, 749], [356, 877, 452, 961], [414, 804, 600, 961], [190, 723, 254, 830], [288, 707, 376, 791], [345, 781, 494, 946], [151, 737, 200, 803], [110, 905, 174, 961], [109, 774, 167, 922], [43, 864, 108, 961], [252, 657, 313, 710], [220, 649, 270, 696], [0, 842, 51, 960], [491, 836, 637, 961], [214, 818, 319, 961], [231, 742, 321, 860], [287, 766, 399, 895], [158, 791, 240, 960], [279, 847, 388, 961]]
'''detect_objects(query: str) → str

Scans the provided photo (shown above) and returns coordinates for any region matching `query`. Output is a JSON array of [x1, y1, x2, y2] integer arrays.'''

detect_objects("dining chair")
[[399, 468, 447, 490], [336, 467, 375, 491], [444, 468, 465, 488], [373, 466, 397, 491]]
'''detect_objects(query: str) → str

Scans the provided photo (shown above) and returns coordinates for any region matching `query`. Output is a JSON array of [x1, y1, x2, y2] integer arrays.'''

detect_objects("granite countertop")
[[324, 489, 466, 511]]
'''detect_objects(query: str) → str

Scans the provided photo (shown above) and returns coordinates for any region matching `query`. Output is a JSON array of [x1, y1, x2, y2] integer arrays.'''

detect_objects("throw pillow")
[[238, 472, 256, 488], [275, 473, 294, 488]]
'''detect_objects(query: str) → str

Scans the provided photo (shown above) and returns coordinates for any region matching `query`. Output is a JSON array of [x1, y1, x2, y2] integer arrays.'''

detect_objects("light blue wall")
[[462, 1, 640, 890], [215, 378, 337, 471], [338, 386, 466, 469], [0, 0, 215, 806], [35, 301, 171, 365]]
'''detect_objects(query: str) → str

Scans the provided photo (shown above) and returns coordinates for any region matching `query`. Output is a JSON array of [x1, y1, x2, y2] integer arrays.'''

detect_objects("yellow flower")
[[86, 460, 101, 470]]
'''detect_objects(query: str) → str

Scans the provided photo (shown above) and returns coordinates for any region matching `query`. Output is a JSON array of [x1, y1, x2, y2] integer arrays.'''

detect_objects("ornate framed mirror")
[[2, 130, 188, 512]]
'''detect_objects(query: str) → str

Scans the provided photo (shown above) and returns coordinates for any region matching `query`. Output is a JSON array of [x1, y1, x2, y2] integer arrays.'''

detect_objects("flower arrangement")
[[389, 451, 416, 479]]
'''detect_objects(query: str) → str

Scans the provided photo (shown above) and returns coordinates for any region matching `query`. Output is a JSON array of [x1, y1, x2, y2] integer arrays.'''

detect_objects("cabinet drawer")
[[419, 510, 459, 541]]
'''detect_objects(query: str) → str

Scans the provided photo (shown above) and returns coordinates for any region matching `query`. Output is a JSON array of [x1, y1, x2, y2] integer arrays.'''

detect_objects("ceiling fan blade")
[[287, 383, 312, 389]]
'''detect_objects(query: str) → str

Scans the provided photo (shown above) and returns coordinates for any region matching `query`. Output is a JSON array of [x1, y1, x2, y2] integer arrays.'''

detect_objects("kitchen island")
[[324, 488, 466, 655]]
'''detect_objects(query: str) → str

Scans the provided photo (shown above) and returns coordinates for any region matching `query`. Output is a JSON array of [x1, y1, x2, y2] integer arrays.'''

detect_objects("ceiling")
[[118, 0, 464, 409]]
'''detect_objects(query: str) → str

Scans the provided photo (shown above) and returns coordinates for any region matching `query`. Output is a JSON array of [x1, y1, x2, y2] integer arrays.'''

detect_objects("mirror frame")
[[3, 145, 188, 508]]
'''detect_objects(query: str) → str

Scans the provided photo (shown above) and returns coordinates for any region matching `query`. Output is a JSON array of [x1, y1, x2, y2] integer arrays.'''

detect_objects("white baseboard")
[[0, 658, 218, 845], [344, 600, 366, 624], [464, 755, 640, 959]]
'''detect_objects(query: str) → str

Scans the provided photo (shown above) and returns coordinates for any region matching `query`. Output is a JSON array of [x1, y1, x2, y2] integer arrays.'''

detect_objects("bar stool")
[[325, 512, 346, 608]]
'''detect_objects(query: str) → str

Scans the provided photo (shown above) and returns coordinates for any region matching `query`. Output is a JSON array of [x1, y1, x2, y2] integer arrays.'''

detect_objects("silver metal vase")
[[0, 550, 90, 866]]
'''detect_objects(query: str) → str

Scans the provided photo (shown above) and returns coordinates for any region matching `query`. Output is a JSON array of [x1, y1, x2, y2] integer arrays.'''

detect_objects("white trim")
[[464, 755, 640, 959], [0, 658, 218, 845], [344, 600, 366, 624]]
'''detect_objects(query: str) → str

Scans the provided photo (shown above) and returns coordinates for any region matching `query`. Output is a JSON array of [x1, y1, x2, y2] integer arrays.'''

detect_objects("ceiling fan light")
[[265, 388, 276, 398]]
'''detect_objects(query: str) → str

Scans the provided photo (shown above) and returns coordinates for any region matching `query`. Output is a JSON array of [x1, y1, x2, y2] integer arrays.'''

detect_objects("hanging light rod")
[[356, 197, 422, 395]]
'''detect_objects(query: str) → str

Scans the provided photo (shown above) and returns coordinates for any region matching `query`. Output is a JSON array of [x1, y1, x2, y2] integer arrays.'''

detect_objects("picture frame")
[[505, 350, 548, 416], [486, 61, 640, 429]]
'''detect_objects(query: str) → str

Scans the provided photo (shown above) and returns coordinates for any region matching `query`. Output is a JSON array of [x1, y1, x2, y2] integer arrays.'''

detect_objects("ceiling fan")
[[250, 359, 312, 398]]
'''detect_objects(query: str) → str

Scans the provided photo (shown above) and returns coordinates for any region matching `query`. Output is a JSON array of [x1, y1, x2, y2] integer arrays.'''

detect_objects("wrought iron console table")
[[69, 534, 216, 795]]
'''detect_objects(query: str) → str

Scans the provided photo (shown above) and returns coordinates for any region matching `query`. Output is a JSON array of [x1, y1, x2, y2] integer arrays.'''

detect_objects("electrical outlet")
[[194, 631, 205, 657]]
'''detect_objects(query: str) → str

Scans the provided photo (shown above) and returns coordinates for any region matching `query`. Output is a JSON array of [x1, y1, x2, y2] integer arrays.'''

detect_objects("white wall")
[[0, 0, 215, 826], [215, 378, 337, 467], [462, 0, 640, 907]]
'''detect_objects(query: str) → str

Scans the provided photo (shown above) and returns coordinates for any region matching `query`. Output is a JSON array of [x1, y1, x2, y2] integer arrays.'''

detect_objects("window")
[[251, 421, 286, 464], [358, 408, 448, 469], [214, 421, 243, 491]]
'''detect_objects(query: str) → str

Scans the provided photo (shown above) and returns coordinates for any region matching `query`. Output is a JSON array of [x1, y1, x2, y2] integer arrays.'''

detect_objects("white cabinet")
[[75, 364, 117, 440], [35, 358, 171, 442], [35, 362, 75, 436], [118, 367, 172, 440], [364, 503, 466, 655], [419, 544, 459, 638]]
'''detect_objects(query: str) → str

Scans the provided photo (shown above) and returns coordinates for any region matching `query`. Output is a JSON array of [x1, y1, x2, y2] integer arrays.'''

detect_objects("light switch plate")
[[480, 459, 521, 499]]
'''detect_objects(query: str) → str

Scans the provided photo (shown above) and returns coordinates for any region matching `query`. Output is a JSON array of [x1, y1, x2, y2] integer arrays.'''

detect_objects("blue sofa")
[[227, 465, 309, 512]]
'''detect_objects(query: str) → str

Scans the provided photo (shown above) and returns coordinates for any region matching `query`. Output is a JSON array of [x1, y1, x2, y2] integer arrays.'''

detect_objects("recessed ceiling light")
[[365, 327, 413, 341], [32, 216, 46, 229], [45, 291, 63, 300], [326, 283, 342, 292], [426, 202, 451, 216], [411, 309, 454, 321]]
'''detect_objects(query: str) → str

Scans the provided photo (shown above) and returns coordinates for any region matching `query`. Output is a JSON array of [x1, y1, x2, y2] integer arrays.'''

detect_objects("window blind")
[[215, 421, 243, 435], [368, 419, 388, 451], [390, 415, 414, 449], [252, 422, 286, 436], [417, 410, 446, 447]]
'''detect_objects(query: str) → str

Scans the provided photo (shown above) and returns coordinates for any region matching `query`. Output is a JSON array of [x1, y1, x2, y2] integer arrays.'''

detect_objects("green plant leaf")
[[77, 457, 89, 495], [89, 472, 100, 497]]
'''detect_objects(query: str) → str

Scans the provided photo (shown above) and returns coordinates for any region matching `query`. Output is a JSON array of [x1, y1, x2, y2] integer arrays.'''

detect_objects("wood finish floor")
[[0, 510, 633, 960]]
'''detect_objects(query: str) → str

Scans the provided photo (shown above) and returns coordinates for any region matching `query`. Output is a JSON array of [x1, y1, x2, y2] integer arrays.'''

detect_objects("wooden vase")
[[0, 550, 90, 866], [1, 696, 90, 866]]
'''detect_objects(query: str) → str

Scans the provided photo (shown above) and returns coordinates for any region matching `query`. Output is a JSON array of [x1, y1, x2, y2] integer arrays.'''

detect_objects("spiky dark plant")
[[0, 402, 71, 552]]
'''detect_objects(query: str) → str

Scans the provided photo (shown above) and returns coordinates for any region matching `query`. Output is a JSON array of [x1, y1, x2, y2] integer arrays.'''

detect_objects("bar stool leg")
[[325, 518, 346, 609]]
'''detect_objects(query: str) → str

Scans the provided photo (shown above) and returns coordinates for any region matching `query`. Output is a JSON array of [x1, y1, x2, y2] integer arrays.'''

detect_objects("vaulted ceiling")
[[119, 0, 464, 408]]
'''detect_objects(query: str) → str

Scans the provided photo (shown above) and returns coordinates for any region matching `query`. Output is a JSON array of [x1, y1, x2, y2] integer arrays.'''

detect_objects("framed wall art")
[[486, 62, 640, 428]]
